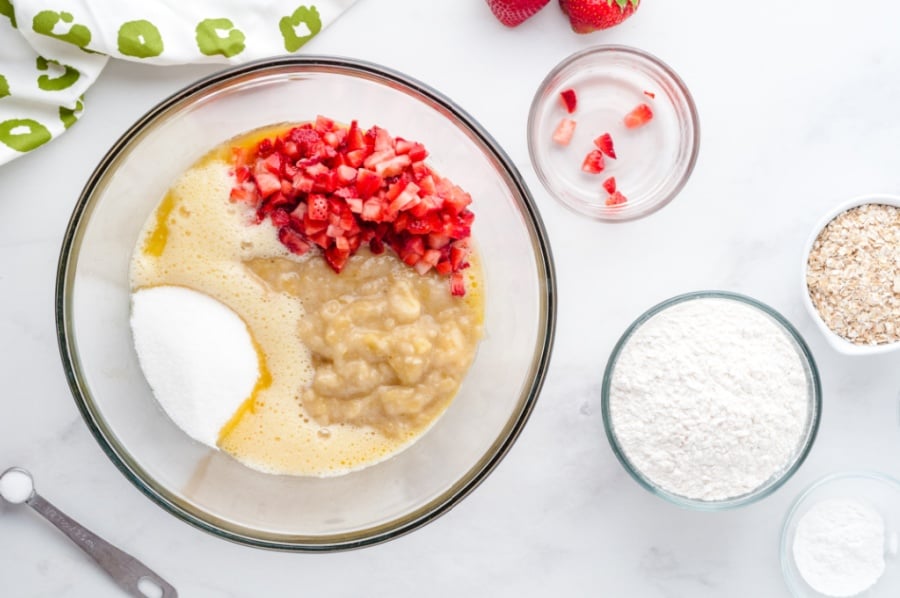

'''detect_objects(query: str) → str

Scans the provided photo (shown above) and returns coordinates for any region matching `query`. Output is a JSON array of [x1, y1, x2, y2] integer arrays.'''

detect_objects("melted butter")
[[217, 339, 272, 444], [142, 191, 177, 257]]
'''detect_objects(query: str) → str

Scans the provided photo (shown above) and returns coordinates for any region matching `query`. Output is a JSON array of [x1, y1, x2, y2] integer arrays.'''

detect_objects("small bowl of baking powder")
[[803, 194, 900, 356], [781, 471, 900, 597], [601, 291, 821, 510]]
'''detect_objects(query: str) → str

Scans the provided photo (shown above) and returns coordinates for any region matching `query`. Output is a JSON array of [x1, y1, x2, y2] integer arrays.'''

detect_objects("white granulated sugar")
[[131, 285, 259, 448], [609, 297, 810, 500], [793, 499, 885, 597]]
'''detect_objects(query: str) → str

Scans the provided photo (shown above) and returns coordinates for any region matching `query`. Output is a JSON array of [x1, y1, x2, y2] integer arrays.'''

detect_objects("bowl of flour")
[[601, 291, 821, 509], [781, 472, 900, 597]]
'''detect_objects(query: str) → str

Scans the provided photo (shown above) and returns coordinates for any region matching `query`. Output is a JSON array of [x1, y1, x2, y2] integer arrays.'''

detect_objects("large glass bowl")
[[55, 57, 556, 550], [601, 291, 821, 510]]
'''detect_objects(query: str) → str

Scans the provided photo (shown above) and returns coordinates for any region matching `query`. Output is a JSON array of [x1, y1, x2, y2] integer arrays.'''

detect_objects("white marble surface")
[[2, 2, 900, 596]]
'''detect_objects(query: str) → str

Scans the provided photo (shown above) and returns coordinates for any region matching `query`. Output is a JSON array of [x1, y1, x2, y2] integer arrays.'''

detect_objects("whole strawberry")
[[559, 0, 639, 33], [486, 0, 551, 27]]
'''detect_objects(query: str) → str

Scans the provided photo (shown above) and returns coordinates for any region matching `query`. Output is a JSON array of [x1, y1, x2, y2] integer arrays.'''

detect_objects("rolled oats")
[[806, 203, 900, 345]]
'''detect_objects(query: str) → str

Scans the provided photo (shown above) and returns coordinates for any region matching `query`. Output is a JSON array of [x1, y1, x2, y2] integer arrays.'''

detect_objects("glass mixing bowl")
[[601, 291, 821, 510], [55, 57, 556, 550]]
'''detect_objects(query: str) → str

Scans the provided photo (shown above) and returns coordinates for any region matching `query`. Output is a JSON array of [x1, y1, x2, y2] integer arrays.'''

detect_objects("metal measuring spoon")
[[0, 467, 177, 598]]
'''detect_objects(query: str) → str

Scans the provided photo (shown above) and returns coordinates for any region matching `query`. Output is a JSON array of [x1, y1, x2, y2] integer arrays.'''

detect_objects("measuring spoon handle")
[[26, 492, 177, 597]]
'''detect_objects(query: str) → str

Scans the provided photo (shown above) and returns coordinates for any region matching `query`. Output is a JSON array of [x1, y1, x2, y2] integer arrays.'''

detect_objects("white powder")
[[131, 285, 260, 448], [609, 297, 811, 500], [0, 469, 34, 504], [793, 499, 886, 596]]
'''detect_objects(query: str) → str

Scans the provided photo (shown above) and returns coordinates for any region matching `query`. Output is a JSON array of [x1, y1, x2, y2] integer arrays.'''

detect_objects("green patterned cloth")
[[0, 0, 356, 165]]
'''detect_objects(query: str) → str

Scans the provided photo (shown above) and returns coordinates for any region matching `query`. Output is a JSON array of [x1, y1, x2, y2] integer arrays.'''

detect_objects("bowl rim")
[[800, 194, 900, 356], [779, 470, 900, 596], [600, 290, 822, 511], [526, 44, 701, 222], [54, 55, 558, 551]]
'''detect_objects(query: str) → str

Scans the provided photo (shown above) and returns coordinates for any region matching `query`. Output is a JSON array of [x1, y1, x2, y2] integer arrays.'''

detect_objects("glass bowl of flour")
[[781, 472, 900, 597], [601, 291, 821, 510]]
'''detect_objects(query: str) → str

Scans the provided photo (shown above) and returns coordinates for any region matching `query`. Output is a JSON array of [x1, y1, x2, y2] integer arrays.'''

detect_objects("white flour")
[[608, 297, 810, 500], [793, 499, 885, 597]]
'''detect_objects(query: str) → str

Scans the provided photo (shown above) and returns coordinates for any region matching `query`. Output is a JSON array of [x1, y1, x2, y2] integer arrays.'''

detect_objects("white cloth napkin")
[[0, 0, 356, 166]]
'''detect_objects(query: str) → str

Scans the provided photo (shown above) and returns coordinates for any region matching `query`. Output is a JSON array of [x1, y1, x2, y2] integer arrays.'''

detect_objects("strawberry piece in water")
[[602, 176, 616, 195], [552, 118, 576, 146], [559, 88, 577, 113], [624, 103, 653, 129], [605, 191, 628, 206], [581, 149, 605, 174], [593, 133, 616, 159]]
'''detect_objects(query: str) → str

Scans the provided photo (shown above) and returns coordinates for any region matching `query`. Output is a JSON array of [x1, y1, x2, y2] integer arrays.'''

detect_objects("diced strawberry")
[[270, 209, 291, 228], [442, 186, 472, 215], [336, 164, 358, 185], [346, 120, 366, 151], [253, 171, 282, 198], [643, 90, 656, 99], [418, 174, 437, 196], [559, 88, 577, 113], [314, 115, 335, 133], [346, 197, 363, 213], [372, 126, 393, 152], [324, 245, 350, 272], [552, 118, 576, 146], [308, 194, 329, 221], [355, 169, 383, 198], [602, 176, 617, 195], [344, 149, 366, 168], [407, 143, 428, 162], [234, 165, 251, 184], [369, 236, 385, 254], [374, 154, 412, 178], [303, 214, 328, 235], [449, 272, 465, 297], [624, 103, 653, 128], [427, 233, 451, 249], [605, 191, 628, 206], [449, 245, 468, 270], [435, 260, 453, 275], [229, 183, 258, 204], [292, 173, 314, 194], [594, 133, 617, 159], [233, 117, 477, 296], [411, 160, 429, 181], [278, 227, 311, 255], [581, 149, 605, 174], [361, 198, 383, 222]]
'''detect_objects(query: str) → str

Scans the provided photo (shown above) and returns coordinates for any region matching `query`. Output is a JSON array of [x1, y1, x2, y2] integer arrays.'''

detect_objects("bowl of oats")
[[803, 195, 900, 355]]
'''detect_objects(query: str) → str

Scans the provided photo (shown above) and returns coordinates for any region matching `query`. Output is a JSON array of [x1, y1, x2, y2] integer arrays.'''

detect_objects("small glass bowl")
[[801, 194, 900, 356], [781, 472, 900, 597], [601, 291, 821, 510], [527, 46, 700, 221]]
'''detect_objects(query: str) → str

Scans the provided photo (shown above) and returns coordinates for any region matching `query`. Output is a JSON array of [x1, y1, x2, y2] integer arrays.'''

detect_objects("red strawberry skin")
[[487, 0, 551, 27], [559, 0, 639, 34]]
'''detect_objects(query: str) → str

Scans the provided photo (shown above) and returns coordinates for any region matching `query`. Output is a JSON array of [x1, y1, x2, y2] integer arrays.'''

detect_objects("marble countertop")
[[2, 2, 900, 596]]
